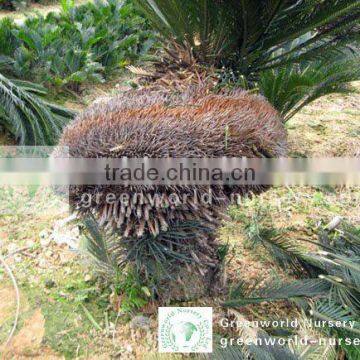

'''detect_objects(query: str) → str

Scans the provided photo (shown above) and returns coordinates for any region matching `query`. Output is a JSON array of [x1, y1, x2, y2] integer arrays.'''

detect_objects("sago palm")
[[258, 51, 360, 121], [0, 72, 75, 145], [60, 87, 287, 301], [134, 0, 359, 73], [134, 0, 360, 117]]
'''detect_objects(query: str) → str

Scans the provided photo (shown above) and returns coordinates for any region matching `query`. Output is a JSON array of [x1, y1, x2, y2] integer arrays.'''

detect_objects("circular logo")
[[159, 307, 212, 353], [170, 321, 199, 348]]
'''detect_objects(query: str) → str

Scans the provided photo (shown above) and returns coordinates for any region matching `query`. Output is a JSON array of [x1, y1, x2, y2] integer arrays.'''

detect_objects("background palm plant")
[[0, 71, 74, 145], [0, 0, 155, 93], [134, 0, 360, 118]]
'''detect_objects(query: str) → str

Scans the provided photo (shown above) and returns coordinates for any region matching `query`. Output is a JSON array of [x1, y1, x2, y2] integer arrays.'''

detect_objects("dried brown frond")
[[59, 87, 287, 239]]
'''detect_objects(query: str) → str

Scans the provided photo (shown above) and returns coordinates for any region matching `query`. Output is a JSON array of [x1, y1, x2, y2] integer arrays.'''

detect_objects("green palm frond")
[[224, 279, 331, 307], [233, 220, 360, 310], [308, 300, 360, 359], [222, 215, 360, 360], [290, 313, 337, 360], [258, 51, 360, 120], [244, 222, 323, 276], [225, 220, 360, 360], [134, 0, 237, 65], [0, 55, 14, 72], [120, 221, 215, 281], [310, 300, 360, 336], [319, 271, 360, 314], [316, 225, 360, 313], [319, 222, 360, 255], [135, 0, 359, 115], [0, 73, 75, 145], [135, 0, 359, 72], [82, 215, 120, 275], [82, 216, 216, 283]]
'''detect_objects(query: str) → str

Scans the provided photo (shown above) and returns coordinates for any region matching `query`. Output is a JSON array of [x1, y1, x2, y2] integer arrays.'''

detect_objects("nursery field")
[[0, 0, 359, 359]]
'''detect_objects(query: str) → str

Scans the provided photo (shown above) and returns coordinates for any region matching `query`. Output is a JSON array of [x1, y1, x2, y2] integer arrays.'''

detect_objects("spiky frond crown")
[[59, 87, 287, 239], [134, 0, 360, 74]]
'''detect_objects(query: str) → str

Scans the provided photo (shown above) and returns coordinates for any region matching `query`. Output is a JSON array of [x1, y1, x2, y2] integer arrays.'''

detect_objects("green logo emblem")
[[159, 307, 212, 353]]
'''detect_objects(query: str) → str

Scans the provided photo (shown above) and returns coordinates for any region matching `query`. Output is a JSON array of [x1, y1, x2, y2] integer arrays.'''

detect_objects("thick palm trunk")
[[152, 232, 226, 303]]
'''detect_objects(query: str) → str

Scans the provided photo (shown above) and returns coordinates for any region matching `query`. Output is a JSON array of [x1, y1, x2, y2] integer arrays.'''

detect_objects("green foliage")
[[82, 214, 213, 280], [135, 0, 359, 117], [0, 72, 74, 144], [135, 0, 359, 73], [0, 0, 155, 92], [225, 220, 360, 359], [82, 215, 150, 311], [225, 279, 331, 307], [258, 50, 360, 120], [113, 270, 149, 312], [227, 220, 360, 311], [0, 20, 19, 61], [82, 215, 120, 275], [81, 214, 219, 301], [240, 201, 321, 276], [60, 0, 75, 12]]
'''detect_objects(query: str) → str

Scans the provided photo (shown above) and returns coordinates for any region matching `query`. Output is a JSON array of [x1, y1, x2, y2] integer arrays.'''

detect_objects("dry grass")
[[287, 84, 360, 157]]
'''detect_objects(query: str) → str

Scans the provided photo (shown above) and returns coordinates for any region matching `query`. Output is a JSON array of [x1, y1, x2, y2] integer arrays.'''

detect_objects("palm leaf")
[[258, 50, 360, 120], [136, 0, 359, 114], [244, 222, 323, 276], [290, 313, 337, 360], [223, 279, 331, 307], [0, 73, 75, 145], [310, 300, 360, 336], [82, 214, 119, 275], [135, 0, 360, 72]]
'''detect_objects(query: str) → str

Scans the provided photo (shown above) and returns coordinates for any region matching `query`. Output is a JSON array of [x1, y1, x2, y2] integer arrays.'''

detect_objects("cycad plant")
[[0, 0, 155, 93], [0, 72, 74, 145], [60, 87, 287, 301], [258, 51, 360, 121], [134, 0, 360, 117], [223, 220, 360, 359], [134, 0, 359, 73]]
